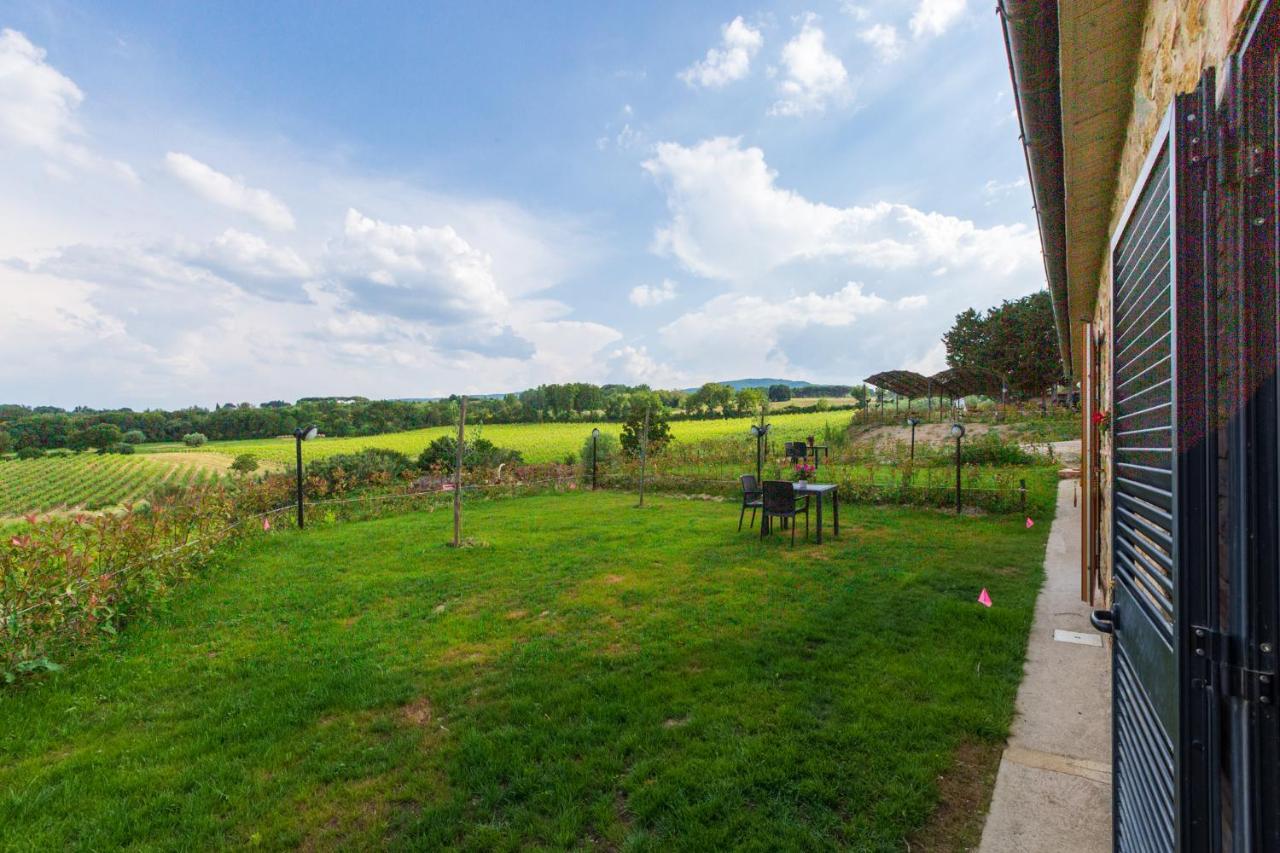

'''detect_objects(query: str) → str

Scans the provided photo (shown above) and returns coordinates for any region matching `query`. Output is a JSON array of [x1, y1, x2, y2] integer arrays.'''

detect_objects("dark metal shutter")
[[1109, 76, 1221, 851], [1111, 128, 1179, 853]]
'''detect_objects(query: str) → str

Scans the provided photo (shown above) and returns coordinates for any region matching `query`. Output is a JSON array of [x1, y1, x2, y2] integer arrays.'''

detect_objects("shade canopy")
[[863, 370, 932, 399], [929, 367, 1005, 399]]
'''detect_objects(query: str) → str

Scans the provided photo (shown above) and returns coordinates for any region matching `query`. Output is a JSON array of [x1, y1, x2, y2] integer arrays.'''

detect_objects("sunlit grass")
[[0, 490, 1049, 849]]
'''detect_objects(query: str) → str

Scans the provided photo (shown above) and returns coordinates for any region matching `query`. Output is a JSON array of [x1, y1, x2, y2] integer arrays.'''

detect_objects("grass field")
[[0, 491, 1049, 849], [142, 410, 853, 465], [0, 453, 229, 517]]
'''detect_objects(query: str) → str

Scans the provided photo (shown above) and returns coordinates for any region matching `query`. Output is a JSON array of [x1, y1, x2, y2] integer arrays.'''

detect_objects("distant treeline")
[[3, 381, 863, 450]]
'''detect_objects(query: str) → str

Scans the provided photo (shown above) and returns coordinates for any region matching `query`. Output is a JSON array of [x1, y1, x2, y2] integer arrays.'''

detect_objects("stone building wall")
[[1089, 0, 1255, 603]]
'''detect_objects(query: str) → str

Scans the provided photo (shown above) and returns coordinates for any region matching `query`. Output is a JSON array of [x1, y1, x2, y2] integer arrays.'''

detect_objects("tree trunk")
[[453, 396, 465, 547], [638, 407, 649, 507]]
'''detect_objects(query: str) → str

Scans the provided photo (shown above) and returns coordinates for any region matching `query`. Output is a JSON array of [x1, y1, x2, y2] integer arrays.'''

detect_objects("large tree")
[[942, 291, 1064, 399]]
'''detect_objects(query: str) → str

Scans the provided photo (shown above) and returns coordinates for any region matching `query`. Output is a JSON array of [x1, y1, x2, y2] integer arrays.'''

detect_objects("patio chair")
[[738, 474, 763, 531], [760, 480, 809, 546]]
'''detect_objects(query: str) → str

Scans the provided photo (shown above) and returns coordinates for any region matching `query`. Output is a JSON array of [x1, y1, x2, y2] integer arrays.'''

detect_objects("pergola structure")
[[863, 370, 938, 415], [864, 366, 1008, 416], [863, 370, 931, 399], [929, 367, 1006, 400]]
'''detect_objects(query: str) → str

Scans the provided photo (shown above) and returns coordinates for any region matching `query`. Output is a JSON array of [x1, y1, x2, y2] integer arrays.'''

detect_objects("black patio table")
[[766, 482, 839, 543]]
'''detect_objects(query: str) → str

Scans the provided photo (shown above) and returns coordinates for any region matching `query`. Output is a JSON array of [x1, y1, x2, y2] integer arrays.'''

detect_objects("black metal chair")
[[760, 480, 809, 545], [739, 474, 763, 531]]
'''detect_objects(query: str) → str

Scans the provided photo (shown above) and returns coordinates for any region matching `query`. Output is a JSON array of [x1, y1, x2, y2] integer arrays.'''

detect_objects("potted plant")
[[793, 461, 815, 485]]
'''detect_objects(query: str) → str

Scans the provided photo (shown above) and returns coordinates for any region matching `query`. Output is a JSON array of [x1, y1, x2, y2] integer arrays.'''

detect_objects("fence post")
[[1020, 478, 1027, 516], [638, 406, 649, 507], [453, 396, 465, 547]]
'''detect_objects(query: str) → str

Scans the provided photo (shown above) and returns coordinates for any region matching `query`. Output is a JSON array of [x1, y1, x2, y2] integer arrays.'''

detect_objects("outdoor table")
[[793, 482, 839, 543]]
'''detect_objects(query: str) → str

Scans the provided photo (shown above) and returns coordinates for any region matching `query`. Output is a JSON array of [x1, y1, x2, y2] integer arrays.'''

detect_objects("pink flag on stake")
[[1025, 517, 1035, 529], [262, 517, 271, 532], [978, 588, 993, 608]]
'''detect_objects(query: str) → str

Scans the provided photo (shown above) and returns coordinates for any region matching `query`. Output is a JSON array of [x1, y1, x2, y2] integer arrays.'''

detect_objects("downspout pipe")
[[997, 0, 1073, 376]]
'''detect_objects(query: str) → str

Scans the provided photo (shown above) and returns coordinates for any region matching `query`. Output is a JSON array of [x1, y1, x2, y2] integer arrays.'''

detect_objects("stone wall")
[[1089, 0, 1255, 603]]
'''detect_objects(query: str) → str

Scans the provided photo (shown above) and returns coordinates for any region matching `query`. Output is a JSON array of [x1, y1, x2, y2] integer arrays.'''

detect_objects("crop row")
[[0, 454, 222, 516]]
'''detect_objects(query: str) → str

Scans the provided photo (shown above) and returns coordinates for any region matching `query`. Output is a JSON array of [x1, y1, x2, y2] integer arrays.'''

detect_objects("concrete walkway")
[[978, 478, 1112, 852]]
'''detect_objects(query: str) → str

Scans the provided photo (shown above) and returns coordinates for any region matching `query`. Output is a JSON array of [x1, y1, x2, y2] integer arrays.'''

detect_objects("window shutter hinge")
[[1192, 626, 1276, 704]]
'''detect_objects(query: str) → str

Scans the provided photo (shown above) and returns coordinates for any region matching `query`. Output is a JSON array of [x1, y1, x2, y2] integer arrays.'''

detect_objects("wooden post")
[[638, 406, 649, 507], [453, 396, 465, 547]]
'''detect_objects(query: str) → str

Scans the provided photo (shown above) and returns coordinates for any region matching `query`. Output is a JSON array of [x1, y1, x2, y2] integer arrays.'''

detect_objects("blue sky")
[[0, 0, 1041, 408]]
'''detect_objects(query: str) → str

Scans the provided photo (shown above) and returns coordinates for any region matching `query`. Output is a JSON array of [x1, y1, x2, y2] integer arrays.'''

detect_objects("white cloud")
[[679, 16, 763, 89], [859, 24, 903, 62], [640, 137, 1043, 383], [658, 283, 889, 376], [841, 3, 871, 22], [643, 137, 1038, 284], [910, 0, 967, 39], [0, 29, 134, 180], [331, 208, 509, 322], [165, 152, 296, 230], [906, 341, 948, 375], [629, 279, 678, 307], [770, 17, 850, 117], [179, 228, 313, 299], [606, 345, 685, 386], [982, 176, 1027, 203]]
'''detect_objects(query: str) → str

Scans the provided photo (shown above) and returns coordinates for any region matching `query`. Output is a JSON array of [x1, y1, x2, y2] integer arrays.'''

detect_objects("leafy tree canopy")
[[942, 290, 1064, 399]]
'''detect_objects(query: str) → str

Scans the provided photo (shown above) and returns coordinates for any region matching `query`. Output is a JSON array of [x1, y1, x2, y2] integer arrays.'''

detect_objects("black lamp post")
[[750, 423, 771, 484], [591, 427, 600, 490], [293, 425, 318, 529], [950, 422, 966, 514], [907, 417, 921, 462]]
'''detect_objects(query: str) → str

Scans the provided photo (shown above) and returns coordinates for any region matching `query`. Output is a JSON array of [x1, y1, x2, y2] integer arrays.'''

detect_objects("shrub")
[[122, 430, 147, 444], [957, 432, 1034, 466], [307, 448, 417, 493], [1, 484, 246, 682], [230, 453, 259, 475], [15, 446, 43, 460], [113, 443, 136, 455], [183, 433, 207, 447], [417, 436, 523, 473], [579, 431, 620, 468]]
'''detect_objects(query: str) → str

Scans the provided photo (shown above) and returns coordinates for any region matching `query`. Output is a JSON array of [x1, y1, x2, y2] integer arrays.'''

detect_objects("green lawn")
[[0, 492, 1049, 850], [138, 410, 852, 464]]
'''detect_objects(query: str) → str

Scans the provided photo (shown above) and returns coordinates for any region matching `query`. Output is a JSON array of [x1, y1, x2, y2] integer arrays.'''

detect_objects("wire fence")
[[3, 463, 1046, 679]]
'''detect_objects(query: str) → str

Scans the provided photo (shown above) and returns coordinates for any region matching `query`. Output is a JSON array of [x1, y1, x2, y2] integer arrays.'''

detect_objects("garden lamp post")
[[906, 417, 921, 462], [950, 422, 966, 514], [591, 427, 600, 490], [750, 423, 771, 485], [293, 425, 318, 529]]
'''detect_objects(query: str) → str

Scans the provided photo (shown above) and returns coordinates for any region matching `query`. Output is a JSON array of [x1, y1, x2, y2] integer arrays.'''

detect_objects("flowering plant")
[[793, 462, 815, 480], [1093, 410, 1111, 434]]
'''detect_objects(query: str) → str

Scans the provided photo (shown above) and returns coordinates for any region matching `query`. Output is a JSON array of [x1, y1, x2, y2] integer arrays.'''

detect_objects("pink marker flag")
[[978, 588, 993, 608], [262, 516, 271, 532], [1025, 517, 1035, 529]]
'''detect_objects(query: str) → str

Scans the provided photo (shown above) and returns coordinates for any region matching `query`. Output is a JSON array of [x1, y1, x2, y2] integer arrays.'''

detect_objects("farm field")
[[142, 410, 854, 465], [0, 491, 1050, 849], [0, 452, 229, 517]]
